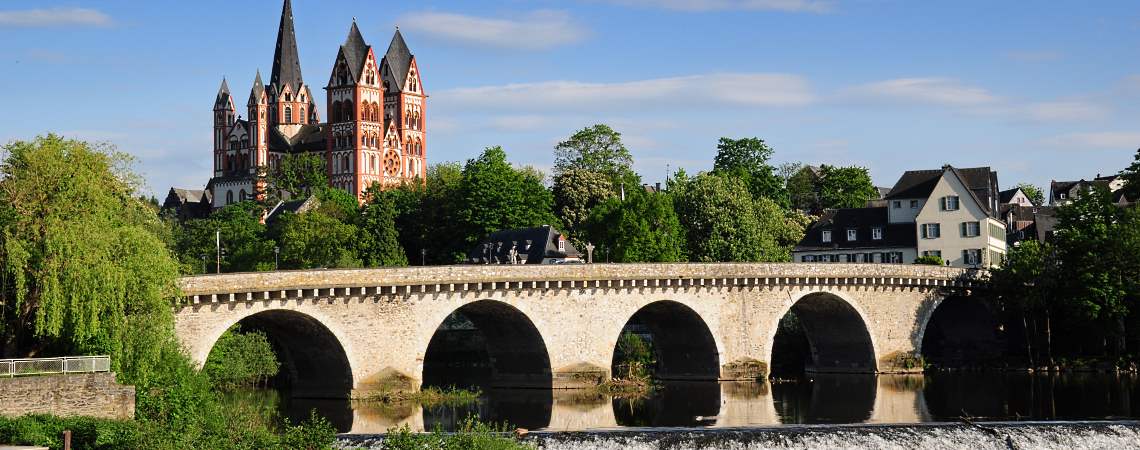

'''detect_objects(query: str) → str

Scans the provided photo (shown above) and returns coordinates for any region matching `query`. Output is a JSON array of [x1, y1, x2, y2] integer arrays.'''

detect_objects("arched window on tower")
[[226, 191, 234, 205], [285, 107, 293, 123], [343, 154, 350, 172], [344, 103, 354, 121], [239, 189, 247, 201]]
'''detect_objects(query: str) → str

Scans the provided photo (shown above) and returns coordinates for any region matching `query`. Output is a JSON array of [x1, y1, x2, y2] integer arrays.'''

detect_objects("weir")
[[173, 263, 983, 398]]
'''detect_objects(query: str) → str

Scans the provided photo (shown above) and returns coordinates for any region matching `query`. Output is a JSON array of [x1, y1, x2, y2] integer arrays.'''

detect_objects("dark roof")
[[467, 225, 581, 264], [381, 30, 413, 93], [885, 166, 999, 215], [265, 195, 318, 225], [794, 207, 917, 252], [248, 70, 266, 105], [162, 187, 211, 220], [1000, 204, 1052, 223], [339, 21, 370, 83], [267, 124, 326, 153], [269, 0, 304, 94], [1050, 179, 1111, 203], [998, 188, 1021, 204], [214, 78, 232, 109]]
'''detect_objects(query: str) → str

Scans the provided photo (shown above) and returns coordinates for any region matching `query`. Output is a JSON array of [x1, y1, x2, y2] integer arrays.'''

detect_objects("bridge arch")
[[767, 290, 878, 374], [916, 294, 1001, 367], [421, 299, 553, 389], [199, 308, 354, 398], [609, 300, 721, 380]]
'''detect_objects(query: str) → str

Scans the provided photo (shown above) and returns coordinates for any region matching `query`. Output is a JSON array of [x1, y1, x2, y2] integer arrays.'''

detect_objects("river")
[[233, 372, 1139, 436]]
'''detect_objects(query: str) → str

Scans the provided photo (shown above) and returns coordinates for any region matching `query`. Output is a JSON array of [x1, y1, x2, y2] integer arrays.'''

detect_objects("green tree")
[[914, 255, 945, 266], [553, 124, 640, 190], [672, 173, 775, 262], [712, 137, 788, 206], [990, 239, 1058, 366], [0, 135, 180, 372], [586, 190, 685, 262], [816, 164, 878, 209], [385, 163, 467, 265], [262, 153, 328, 202], [175, 201, 275, 274], [1015, 182, 1046, 206], [787, 165, 820, 212], [1120, 147, 1140, 202], [553, 168, 614, 244], [358, 185, 409, 267], [273, 209, 361, 269], [1052, 186, 1132, 355], [458, 147, 559, 249], [203, 325, 280, 388]]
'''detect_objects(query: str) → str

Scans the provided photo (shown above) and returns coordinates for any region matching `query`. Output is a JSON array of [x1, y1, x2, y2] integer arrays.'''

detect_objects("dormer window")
[[557, 236, 566, 252], [821, 230, 832, 243], [846, 229, 857, 241], [872, 227, 883, 240], [910, 200, 919, 209]]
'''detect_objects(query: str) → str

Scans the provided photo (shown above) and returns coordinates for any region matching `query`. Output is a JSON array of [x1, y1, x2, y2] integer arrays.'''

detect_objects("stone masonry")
[[174, 263, 980, 398], [0, 373, 135, 420]]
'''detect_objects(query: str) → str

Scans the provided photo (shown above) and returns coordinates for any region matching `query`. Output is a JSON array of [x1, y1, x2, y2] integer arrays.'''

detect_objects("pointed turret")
[[270, 0, 303, 93], [214, 77, 232, 108], [340, 20, 370, 83], [248, 70, 266, 106], [382, 29, 413, 93]]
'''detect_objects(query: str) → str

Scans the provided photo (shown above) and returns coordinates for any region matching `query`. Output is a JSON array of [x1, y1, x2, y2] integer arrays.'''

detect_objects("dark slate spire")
[[270, 0, 303, 92], [248, 70, 266, 106], [340, 20, 369, 82], [214, 77, 232, 109], [382, 29, 413, 93]]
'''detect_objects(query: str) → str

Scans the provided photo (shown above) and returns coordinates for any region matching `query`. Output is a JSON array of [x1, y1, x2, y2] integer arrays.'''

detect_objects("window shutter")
[[921, 225, 927, 238], [940, 197, 947, 210], [961, 222, 967, 237]]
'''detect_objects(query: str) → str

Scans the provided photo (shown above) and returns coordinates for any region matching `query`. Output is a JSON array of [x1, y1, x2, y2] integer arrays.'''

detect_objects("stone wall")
[[0, 373, 134, 420]]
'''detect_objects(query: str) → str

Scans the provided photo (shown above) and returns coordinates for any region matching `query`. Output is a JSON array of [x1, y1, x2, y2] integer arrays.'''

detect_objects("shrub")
[[914, 255, 944, 266]]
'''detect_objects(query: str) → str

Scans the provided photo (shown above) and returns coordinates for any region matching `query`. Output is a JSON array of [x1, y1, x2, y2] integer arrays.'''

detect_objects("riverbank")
[[337, 421, 1140, 450]]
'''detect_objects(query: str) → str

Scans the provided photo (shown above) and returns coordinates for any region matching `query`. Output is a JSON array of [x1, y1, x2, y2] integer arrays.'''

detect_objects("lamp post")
[[200, 255, 207, 274], [421, 248, 427, 266], [274, 246, 280, 270], [215, 230, 221, 274]]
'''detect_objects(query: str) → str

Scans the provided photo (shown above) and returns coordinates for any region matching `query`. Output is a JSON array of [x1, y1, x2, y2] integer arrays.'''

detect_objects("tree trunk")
[[1115, 316, 1127, 359], [1044, 310, 1055, 367], [1023, 314, 1035, 368]]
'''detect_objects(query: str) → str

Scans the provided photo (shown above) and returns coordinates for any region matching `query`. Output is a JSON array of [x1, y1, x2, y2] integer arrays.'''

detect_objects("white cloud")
[[436, 73, 816, 112], [845, 77, 999, 107], [487, 115, 551, 131], [1022, 101, 1107, 122], [0, 7, 112, 27], [1040, 132, 1140, 150], [602, 0, 833, 13], [398, 10, 587, 50]]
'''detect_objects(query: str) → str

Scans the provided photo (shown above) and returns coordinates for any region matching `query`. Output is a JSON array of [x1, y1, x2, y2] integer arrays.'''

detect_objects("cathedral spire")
[[270, 0, 303, 92]]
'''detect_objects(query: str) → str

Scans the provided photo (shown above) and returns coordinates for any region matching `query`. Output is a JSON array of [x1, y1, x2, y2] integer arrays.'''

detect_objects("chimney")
[[655, 182, 661, 192]]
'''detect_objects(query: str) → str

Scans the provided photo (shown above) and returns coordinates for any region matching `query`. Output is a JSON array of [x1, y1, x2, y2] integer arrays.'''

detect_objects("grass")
[[362, 386, 482, 408], [374, 417, 533, 450]]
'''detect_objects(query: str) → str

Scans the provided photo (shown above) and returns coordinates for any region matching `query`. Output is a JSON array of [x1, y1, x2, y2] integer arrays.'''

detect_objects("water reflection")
[[242, 372, 1140, 433]]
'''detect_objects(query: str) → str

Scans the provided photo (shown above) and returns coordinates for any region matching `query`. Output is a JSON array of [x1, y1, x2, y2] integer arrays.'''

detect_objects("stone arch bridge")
[[173, 263, 983, 398]]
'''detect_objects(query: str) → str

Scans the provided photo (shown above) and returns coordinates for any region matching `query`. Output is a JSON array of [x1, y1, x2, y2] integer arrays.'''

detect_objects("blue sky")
[[2, 1, 1140, 196]]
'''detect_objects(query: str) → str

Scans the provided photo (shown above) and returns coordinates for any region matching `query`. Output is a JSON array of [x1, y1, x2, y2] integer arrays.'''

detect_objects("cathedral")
[[205, 0, 426, 209]]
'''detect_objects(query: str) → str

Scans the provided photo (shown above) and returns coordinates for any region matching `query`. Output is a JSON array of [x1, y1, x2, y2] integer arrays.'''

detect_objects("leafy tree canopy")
[[672, 172, 795, 262], [175, 201, 275, 274], [553, 124, 640, 190], [553, 168, 613, 245], [358, 184, 409, 267], [817, 164, 878, 210], [262, 152, 328, 202], [712, 137, 788, 206], [458, 147, 559, 249], [586, 189, 685, 263], [1120, 147, 1140, 202]]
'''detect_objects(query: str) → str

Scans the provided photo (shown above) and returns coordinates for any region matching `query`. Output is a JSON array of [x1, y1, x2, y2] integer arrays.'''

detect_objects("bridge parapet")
[[178, 263, 982, 303]]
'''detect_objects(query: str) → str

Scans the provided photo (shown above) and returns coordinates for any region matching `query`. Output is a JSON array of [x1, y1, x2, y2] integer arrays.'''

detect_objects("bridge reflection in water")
[[245, 372, 1140, 433]]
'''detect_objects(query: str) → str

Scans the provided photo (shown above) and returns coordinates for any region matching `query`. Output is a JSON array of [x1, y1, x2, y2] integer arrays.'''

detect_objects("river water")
[[242, 372, 1140, 437]]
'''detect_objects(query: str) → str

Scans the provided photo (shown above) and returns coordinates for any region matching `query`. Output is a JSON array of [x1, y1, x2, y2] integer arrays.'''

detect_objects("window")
[[872, 227, 883, 240], [921, 223, 941, 239], [892, 201, 901, 209], [821, 230, 832, 243], [845, 254, 857, 263], [922, 250, 942, 257], [862, 253, 874, 263], [910, 200, 919, 209], [961, 221, 981, 237], [802, 255, 816, 262], [847, 229, 857, 241], [284, 106, 292, 123], [557, 237, 566, 252], [239, 189, 247, 201], [942, 195, 960, 211], [225, 191, 233, 205], [962, 249, 982, 265]]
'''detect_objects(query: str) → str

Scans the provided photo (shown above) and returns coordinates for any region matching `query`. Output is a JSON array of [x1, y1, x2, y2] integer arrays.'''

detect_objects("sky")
[[2, 0, 1140, 196]]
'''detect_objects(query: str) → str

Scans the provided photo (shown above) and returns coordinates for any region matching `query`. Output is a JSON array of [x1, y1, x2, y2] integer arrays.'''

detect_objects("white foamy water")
[[340, 422, 1140, 450]]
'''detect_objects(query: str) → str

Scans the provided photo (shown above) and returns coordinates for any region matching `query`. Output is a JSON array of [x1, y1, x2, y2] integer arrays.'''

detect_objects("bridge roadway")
[[173, 263, 981, 398]]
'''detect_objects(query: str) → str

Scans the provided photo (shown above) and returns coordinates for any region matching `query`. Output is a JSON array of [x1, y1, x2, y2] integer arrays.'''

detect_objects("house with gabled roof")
[[794, 165, 1007, 268]]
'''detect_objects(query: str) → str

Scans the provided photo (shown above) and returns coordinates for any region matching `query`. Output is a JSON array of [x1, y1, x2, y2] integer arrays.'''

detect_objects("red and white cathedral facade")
[[207, 0, 426, 208]]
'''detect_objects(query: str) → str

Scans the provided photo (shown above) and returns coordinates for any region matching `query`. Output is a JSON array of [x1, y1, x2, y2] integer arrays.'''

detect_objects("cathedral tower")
[[326, 21, 384, 198], [267, 0, 316, 138], [381, 29, 426, 183], [212, 78, 235, 178]]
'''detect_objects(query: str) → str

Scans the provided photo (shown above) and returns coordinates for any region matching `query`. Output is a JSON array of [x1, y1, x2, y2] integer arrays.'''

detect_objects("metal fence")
[[0, 355, 111, 377]]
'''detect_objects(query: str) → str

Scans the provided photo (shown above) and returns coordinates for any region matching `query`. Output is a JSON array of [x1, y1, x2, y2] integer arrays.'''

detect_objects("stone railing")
[[0, 355, 111, 378], [179, 263, 984, 304]]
